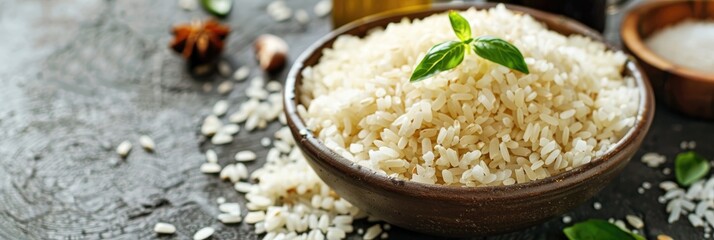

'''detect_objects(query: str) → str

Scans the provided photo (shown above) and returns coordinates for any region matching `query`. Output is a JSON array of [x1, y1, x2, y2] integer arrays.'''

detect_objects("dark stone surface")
[[0, 0, 711, 239]]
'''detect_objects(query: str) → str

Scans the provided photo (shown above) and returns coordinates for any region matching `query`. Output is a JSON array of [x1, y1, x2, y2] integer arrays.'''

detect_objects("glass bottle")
[[331, 0, 433, 28], [487, 0, 607, 32]]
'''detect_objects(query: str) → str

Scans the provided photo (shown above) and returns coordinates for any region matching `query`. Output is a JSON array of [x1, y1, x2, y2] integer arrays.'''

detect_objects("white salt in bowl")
[[622, 0, 714, 119]]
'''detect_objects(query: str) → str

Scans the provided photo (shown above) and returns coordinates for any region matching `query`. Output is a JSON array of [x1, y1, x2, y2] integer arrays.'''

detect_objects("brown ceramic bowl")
[[622, 0, 714, 119], [284, 3, 655, 237]]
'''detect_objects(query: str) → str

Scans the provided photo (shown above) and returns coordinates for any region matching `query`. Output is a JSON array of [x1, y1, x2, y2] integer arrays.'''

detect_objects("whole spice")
[[254, 34, 288, 72], [170, 19, 230, 70], [410, 11, 529, 82]]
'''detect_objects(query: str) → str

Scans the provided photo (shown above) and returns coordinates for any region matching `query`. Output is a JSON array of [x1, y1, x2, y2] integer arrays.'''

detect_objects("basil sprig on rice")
[[410, 11, 529, 82]]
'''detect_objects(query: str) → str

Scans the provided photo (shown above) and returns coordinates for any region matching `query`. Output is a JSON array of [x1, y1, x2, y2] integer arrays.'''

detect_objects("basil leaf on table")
[[675, 151, 710, 186], [472, 36, 530, 74], [448, 11, 472, 42], [563, 219, 644, 240], [201, 0, 233, 18], [410, 40, 466, 82]]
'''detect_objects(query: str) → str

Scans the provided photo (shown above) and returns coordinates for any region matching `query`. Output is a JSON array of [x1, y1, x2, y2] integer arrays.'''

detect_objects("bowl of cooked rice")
[[284, 3, 654, 236]]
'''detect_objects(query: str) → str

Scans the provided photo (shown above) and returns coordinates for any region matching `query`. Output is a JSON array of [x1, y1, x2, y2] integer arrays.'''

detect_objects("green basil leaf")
[[448, 11, 472, 42], [471, 36, 530, 74], [564, 219, 644, 240], [410, 41, 466, 82], [675, 151, 710, 186], [201, 0, 233, 18]]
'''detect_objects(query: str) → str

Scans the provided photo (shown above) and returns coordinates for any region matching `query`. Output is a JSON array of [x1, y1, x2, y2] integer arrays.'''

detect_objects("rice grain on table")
[[205, 149, 218, 163], [218, 213, 242, 224], [201, 115, 222, 136], [233, 66, 251, 81], [213, 100, 229, 116], [139, 135, 155, 152], [153, 222, 176, 234], [195, 62, 378, 240], [299, 6, 639, 187], [235, 150, 257, 162], [193, 227, 214, 240], [200, 162, 221, 174], [217, 81, 234, 95], [116, 140, 133, 158], [210, 133, 233, 145], [219, 124, 240, 135]]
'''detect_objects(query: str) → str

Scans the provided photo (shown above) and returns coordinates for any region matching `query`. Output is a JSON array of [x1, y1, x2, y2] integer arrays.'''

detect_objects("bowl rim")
[[621, 0, 714, 83], [284, 2, 655, 201]]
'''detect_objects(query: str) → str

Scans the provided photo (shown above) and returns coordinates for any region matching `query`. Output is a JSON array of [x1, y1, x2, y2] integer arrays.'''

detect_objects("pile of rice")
[[298, 5, 640, 186]]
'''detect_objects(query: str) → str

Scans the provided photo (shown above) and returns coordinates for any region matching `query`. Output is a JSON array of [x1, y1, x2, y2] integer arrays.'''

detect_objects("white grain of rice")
[[261, 137, 272, 147], [642, 152, 666, 168], [213, 100, 229, 116], [267, 0, 292, 22], [266, 81, 283, 92], [217, 81, 234, 95], [294, 9, 310, 25], [193, 227, 214, 240], [211, 133, 233, 145], [201, 115, 222, 136], [202, 82, 212, 92], [116, 140, 132, 157], [690, 214, 705, 227], [218, 61, 232, 77], [219, 124, 240, 135], [178, 0, 196, 11], [705, 211, 714, 228], [234, 182, 253, 193], [219, 202, 241, 214], [313, 0, 331, 17], [363, 224, 382, 240], [562, 216, 572, 224], [219, 164, 238, 182], [593, 202, 602, 210], [235, 150, 257, 162], [626, 215, 644, 229], [233, 66, 250, 81], [245, 211, 266, 224], [153, 222, 176, 234], [205, 149, 218, 163], [218, 213, 242, 224], [326, 227, 346, 240], [139, 135, 155, 152], [200, 162, 221, 174], [660, 181, 678, 191]]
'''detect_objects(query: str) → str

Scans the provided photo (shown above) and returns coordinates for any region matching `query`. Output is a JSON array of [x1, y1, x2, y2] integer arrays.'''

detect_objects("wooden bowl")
[[621, 0, 714, 119], [284, 3, 655, 237]]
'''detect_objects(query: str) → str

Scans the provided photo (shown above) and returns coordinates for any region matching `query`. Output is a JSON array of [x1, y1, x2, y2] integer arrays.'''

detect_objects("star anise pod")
[[170, 19, 230, 68]]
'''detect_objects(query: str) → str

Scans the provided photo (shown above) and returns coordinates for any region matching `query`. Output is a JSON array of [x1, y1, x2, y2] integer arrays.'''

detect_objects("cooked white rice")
[[299, 6, 639, 186]]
